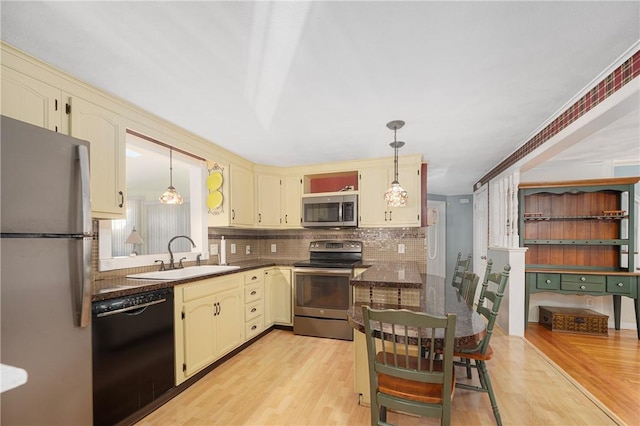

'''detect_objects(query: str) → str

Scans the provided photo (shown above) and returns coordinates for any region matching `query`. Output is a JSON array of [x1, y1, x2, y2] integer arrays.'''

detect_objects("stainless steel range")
[[293, 240, 362, 341]]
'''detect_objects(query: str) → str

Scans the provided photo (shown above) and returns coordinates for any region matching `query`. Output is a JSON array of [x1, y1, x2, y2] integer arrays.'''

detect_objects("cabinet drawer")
[[245, 316, 264, 339], [244, 270, 263, 285], [606, 276, 633, 295], [561, 274, 605, 285], [560, 281, 605, 293], [245, 283, 263, 303], [245, 300, 263, 321], [536, 273, 560, 290]]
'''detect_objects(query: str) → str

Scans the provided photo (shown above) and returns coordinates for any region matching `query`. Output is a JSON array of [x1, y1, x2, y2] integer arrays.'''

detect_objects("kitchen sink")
[[126, 265, 241, 280]]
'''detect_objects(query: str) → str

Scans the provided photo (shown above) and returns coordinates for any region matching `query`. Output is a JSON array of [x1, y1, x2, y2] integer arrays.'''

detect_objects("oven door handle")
[[294, 268, 352, 275]]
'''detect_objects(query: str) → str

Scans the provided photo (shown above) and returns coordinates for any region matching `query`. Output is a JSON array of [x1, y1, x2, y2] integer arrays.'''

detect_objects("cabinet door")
[[359, 167, 389, 226], [266, 267, 293, 325], [182, 295, 217, 377], [68, 97, 126, 218], [214, 286, 243, 357], [282, 175, 302, 228], [229, 163, 255, 226], [1, 66, 62, 132], [256, 173, 281, 227], [386, 166, 421, 226]]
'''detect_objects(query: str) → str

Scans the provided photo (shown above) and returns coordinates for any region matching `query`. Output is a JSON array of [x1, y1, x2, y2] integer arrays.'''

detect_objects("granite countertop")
[[351, 261, 422, 289], [348, 267, 487, 350], [92, 258, 303, 302]]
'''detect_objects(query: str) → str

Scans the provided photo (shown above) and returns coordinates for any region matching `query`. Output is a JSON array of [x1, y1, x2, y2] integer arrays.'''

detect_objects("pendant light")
[[159, 148, 183, 205], [384, 120, 408, 207]]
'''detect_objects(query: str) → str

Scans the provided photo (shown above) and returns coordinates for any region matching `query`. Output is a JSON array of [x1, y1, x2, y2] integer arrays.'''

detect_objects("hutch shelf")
[[518, 177, 640, 339]]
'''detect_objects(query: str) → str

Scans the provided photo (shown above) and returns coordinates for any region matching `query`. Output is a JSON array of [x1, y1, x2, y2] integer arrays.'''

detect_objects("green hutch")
[[519, 177, 640, 339]]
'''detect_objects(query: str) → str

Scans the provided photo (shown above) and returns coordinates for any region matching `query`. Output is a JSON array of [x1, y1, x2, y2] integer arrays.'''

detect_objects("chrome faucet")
[[168, 235, 196, 269]]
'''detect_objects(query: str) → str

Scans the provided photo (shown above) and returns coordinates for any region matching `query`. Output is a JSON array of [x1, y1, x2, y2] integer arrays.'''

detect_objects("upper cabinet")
[[256, 172, 281, 227], [208, 161, 256, 228], [281, 175, 302, 228], [359, 162, 421, 227], [68, 97, 126, 219], [1, 65, 63, 133], [255, 173, 302, 229]]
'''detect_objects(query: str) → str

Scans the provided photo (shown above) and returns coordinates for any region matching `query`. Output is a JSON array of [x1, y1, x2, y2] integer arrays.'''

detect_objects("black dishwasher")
[[92, 288, 175, 426]]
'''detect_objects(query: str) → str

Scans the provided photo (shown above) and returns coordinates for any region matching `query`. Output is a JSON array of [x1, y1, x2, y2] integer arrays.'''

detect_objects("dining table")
[[347, 261, 488, 405]]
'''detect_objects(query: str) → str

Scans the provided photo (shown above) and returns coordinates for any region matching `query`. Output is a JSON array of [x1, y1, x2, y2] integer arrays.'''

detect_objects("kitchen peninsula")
[[347, 261, 487, 404]]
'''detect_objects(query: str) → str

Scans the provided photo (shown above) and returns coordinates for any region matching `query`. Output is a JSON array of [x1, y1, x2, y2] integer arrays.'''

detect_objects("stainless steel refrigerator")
[[1, 116, 93, 425]]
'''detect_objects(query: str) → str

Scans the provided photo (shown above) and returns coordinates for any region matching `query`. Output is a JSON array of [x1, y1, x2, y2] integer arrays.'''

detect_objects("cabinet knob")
[[580, 285, 586, 290], [251, 307, 257, 313], [251, 290, 257, 295], [252, 276, 258, 281], [251, 325, 257, 330], [546, 279, 551, 284], [617, 282, 624, 287], [580, 276, 586, 281]]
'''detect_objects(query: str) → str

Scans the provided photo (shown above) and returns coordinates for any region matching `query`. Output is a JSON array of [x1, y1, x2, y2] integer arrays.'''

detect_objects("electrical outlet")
[[246, 245, 251, 255], [586, 297, 593, 307], [230, 243, 236, 254], [398, 244, 405, 254], [210, 244, 218, 255], [271, 244, 277, 253]]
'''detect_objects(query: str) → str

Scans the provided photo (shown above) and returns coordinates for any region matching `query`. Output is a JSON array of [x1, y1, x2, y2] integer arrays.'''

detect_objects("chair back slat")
[[470, 263, 511, 355], [450, 252, 472, 290], [362, 306, 457, 424], [459, 271, 480, 306]]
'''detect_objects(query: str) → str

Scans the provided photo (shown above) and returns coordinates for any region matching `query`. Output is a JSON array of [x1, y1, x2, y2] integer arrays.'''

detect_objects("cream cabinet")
[[244, 270, 265, 340], [281, 175, 302, 228], [230, 163, 255, 226], [68, 96, 126, 219], [175, 274, 243, 384], [1, 65, 63, 133], [264, 267, 293, 326], [256, 173, 281, 227], [359, 164, 421, 227]]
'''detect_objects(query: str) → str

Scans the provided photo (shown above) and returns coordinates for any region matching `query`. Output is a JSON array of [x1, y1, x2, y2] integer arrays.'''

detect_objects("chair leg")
[[380, 406, 387, 423], [465, 357, 472, 379], [477, 360, 502, 426]]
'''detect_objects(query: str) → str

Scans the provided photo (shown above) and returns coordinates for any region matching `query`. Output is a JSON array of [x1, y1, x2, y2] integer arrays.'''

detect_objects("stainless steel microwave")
[[301, 194, 358, 228]]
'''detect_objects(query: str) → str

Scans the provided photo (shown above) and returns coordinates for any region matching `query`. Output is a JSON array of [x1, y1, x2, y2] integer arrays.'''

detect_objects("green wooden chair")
[[362, 306, 457, 426], [454, 262, 510, 426], [450, 252, 472, 291]]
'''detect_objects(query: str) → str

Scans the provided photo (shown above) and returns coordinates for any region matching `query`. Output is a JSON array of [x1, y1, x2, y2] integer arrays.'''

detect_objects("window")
[[98, 132, 207, 271]]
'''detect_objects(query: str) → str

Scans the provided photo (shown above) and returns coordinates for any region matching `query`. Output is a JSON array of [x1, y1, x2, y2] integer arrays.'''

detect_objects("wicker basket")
[[539, 306, 608, 335]]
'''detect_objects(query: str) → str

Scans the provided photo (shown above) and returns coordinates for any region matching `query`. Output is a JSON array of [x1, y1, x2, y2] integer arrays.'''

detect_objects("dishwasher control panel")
[[92, 288, 173, 316]]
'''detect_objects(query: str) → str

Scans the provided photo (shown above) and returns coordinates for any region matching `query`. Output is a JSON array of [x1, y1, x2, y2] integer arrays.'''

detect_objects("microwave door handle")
[[78, 144, 92, 328], [338, 201, 343, 223]]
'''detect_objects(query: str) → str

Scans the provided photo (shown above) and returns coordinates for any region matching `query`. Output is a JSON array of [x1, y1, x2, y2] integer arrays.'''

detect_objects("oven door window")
[[295, 273, 351, 312], [303, 202, 340, 223]]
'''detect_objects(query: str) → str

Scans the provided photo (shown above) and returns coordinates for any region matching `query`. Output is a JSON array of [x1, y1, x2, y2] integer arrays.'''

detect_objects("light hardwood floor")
[[525, 323, 639, 426], [137, 328, 622, 425]]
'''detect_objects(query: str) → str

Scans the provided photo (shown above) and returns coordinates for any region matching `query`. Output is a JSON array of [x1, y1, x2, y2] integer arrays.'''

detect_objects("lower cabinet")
[[175, 274, 243, 384], [265, 267, 293, 326], [244, 269, 265, 341]]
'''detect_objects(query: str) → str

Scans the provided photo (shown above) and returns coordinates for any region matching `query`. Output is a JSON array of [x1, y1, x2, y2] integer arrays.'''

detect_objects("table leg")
[[613, 295, 621, 330], [635, 297, 640, 340]]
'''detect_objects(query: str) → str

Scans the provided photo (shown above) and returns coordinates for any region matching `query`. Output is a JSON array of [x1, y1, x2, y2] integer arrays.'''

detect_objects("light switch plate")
[[231, 243, 236, 254], [271, 244, 277, 253], [246, 245, 251, 255], [210, 244, 218, 255], [398, 244, 405, 254]]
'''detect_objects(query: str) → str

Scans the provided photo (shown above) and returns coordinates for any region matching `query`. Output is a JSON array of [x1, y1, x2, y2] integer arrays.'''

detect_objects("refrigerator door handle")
[[78, 145, 92, 328]]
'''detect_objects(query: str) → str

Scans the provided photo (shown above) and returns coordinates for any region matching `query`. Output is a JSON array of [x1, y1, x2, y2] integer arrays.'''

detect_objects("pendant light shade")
[[159, 148, 183, 205], [384, 120, 408, 207]]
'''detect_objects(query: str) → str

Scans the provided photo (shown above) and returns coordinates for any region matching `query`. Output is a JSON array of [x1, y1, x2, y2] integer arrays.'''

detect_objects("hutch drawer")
[[606, 276, 633, 295], [536, 273, 560, 290], [561, 274, 606, 285], [560, 280, 605, 293]]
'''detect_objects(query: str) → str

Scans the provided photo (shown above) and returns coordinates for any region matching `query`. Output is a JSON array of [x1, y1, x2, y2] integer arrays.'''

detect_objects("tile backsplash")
[[93, 225, 428, 281]]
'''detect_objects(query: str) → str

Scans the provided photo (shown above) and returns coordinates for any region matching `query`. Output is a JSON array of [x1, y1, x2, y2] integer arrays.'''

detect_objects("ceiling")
[[2, 1, 639, 195]]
